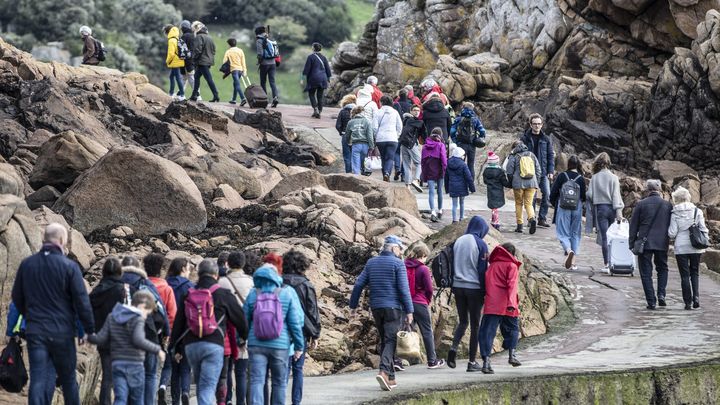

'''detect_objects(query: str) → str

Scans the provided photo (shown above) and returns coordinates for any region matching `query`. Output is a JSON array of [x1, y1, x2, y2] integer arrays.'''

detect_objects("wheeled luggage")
[[606, 220, 635, 276], [242, 76, 268, 108]]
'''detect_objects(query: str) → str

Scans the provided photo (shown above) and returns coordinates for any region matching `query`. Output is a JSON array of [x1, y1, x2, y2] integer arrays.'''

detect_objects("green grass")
[[347, 0, 376, 41]]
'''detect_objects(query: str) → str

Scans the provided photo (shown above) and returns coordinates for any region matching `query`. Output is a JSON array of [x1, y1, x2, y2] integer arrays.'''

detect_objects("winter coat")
[[588, 169, 625, 211], [549, 170, 587, 208], [450, 108, 486, 144], [12, 244, 95, 339], [346, 116, 375, 149], [223, 46, 247, 73], [335, 104, 354, 137], [218, 269, 253, 359], [482, 164, 509, 209], [192, 28, 216, 67], [350, 251, 414, 313], [421, 137, 447, 181], [394, 96, 413, 116], [149, 277, 178, 331], [421, 86, 449, 105], [245, 265, 305, 352], [167, 276, 194, 305], [400, 114, 426, 146], [505, 143, 541, 189], [180, 26, 195, 71], [483, 246, 521, 317], [404, 258, 433, 306], [121, 266, 169, 342], [82, 35, 99, 65], [669, 202, 709, 255], [373, 105, 403, 143], [453, 217, 490, 290], [89, 303, 161, 363], [357, 88, 378, 122], [521, 129, 555, 176], [89, 276, 126, 350], [256, 34, 276, 66], [166, 27, 185, 68], [303, 52, 332, 90], [283, 273, 321, 340], [445, 156, 476, 197], [422, 98, 452, 140], [629, 192, 673, 252]]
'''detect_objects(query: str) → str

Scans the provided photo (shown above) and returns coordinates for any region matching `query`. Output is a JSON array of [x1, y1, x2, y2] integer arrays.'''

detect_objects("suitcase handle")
[[241, 75, 251, 88]]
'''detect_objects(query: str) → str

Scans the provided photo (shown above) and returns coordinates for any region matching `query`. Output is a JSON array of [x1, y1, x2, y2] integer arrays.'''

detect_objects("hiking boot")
[[240, 99, 247, 107], [694, 298, 700, 309], [271, 97, 279, 108], [467, 361, 482, 372], [481, 357, 494, 374], [447, 349, 457, 369], [376, 372, 392, 391], [658, 297, 667, 307], [383, 174, 390, 182], [181, 392, 190, 405], [393, 359, 405, 372], [427, 359, 446, 369], [393, 172, 401, 181], [312, 107, 320, 118], [538, 219, 551, 228], [158, 386, 167, 405], [685, 303, 692, 310], [564, 251, 575, 269], [529, 218, 537, 234], [508, 350, 522, 367], [515, 224, 523, 233], [411, 180, 423, 193], [430, 214, 439, 223]]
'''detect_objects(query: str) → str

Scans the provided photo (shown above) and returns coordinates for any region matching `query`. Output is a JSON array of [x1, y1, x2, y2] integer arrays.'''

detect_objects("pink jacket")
[[483, 246, 521, 317]]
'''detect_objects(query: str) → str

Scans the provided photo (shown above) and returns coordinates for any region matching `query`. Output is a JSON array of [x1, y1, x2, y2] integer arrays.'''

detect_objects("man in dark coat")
[[422, 94, 452, 141], [179, 20, 196, 95], [189, 22, 219, 102], [629, 179, 673, 310], [521, 113, 555, 227]]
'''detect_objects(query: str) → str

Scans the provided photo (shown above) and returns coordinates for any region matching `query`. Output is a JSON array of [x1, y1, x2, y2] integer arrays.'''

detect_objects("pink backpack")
[[185, 285, 223, 338]]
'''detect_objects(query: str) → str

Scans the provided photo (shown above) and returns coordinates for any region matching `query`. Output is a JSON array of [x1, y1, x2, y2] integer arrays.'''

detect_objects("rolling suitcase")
[[241, 76, 268, 108], [608, 238, 635, 276]]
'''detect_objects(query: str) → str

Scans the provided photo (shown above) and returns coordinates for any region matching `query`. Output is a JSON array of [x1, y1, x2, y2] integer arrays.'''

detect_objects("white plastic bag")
[[364, 156, 382, 171], [606, 220, 629, 243]]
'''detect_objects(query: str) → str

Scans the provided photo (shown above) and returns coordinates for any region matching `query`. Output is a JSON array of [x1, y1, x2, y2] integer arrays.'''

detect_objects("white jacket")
[[218, 269, 254, 358], [668, 202, 709, 255], [357, 87, 378, 122], [373, 105, 403, 143]]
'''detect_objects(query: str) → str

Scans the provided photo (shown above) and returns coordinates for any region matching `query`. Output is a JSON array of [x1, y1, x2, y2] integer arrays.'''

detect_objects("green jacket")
[[345, 116, 374, 149], [193, 30, 216, 67]]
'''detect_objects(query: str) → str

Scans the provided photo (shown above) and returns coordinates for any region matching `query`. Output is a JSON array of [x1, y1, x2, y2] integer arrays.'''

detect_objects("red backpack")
[[184, 285, 223, 338]]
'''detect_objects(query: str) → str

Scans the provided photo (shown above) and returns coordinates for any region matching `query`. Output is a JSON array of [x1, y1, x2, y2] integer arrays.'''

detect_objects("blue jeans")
[[394, 145, 402, 176], [351, 143, 369, 175], [259, 63, 278, 99], [185, 342, 225, 405], [556, 203, 583, 254], [249, 347, 289, 405], [144, 352, 158, 405], [376, 141, 398, 177], [478, 315, 519, 358], [233, 358, 250, 405], [595, 204, 616, 265], [170, 354, 191, 405], [169, 67, 184, 96], [533, 174, 550, 221], [112, 361, 145, 405], [26, 334, 79, 405], [231, 70, 247, 102], [192, 65, 219, 99], [287, 352, 305, 405], [451, 196, 465, 222], [428, 179, 444, 213], [341, 140, 352, 173]]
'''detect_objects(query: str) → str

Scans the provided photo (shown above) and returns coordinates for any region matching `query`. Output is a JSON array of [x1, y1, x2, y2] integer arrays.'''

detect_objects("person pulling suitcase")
[[241, 76, 269, 109]]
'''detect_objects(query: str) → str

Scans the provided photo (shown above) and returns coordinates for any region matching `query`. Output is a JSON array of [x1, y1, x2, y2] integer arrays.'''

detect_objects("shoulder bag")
[[632, 206, 661, 255], [689, 208, 709, 249]]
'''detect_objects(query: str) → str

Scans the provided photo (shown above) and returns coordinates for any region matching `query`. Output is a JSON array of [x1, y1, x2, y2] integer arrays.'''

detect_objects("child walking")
[[482, 151, 510, 230], [421, 128, 448, 222], [445, 146, 475, 223]]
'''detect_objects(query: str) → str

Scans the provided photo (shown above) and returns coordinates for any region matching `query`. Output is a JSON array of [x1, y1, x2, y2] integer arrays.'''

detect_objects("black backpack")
[[559, 172, 581, 210], [456, 117, 475, 144], [93, 38, 106, 62], [0, 339, 28, 393], [430, 242, 455, 302], [286, 277, 321, 339]]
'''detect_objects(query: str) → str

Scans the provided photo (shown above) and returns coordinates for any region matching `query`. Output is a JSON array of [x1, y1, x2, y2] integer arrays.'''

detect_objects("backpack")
[[184, 284, 224, 338], [286, 278, 321, 339], [398, 122, 418, 148], [253, 287, 284, 340], [559, 172, 581, 210], [0, 339, 28, 393], [262, 38, 280, 60], [93, 38, 106, 62], [430, 242, 455, 301], [519, 155, 536, 179], [456, 117, 475, 145], [129, 278, 169, 336], [176, 37, 191, 60]]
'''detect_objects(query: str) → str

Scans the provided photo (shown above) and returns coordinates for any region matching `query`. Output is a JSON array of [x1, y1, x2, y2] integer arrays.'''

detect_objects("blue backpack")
[[262, 38, 280, 60]]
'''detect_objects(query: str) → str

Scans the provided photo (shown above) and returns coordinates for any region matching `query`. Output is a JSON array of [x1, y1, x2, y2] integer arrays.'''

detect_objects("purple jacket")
[[421, 137, 447, 181], [404, 258, 433, 306]]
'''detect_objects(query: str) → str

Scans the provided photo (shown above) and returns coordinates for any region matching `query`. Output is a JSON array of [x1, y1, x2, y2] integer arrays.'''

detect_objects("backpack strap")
[[227, 277, 247, 306]]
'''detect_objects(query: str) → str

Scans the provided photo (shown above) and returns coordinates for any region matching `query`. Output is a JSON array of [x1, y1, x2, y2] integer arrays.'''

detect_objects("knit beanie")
[[487, 151, 500, 164], [452, 147, 465, 159]]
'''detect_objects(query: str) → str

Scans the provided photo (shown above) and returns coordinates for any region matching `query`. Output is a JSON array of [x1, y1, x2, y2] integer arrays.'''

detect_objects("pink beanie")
[[487, 151, 500, 164]]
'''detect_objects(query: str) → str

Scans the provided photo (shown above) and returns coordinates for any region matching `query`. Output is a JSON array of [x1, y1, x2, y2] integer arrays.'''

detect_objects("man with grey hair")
[[629, 179, 673, 310], [366, 75, 383, 108], [79, 26, 99, 66], [349, 235, 413, 391], [12, 223, 95, 405]]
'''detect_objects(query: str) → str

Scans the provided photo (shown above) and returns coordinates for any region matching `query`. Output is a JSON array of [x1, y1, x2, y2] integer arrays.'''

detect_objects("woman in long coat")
[[301, 42, 332, 119]]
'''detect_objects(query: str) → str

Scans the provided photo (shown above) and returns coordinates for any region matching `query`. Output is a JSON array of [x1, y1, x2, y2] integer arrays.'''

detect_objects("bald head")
[[44, 223, 68, 247]]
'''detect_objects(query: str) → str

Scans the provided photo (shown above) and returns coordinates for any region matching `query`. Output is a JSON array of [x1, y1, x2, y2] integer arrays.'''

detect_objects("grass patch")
[[347, 0, 376, 41]]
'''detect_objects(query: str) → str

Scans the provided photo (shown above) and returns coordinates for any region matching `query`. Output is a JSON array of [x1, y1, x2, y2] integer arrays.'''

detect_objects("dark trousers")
[[308, 87, 324, 111], [216, 356, 230, 404], [27, 334, 79, 405], [99, 350, 113, 405], [394, 146, 402, 177], [376, 141, 398, 177], [232, 358, 249, 405], [170, 355, 191, 405], [638, 250, 669, 306], [259, 64, 278, 99], [533, 174, 550, 221], [191, 65, 219, 99], [286, 352, 305, 405], [371, 308, 403, 379], [413, 303, 437, 363], [144, 352, 158, 405], [458, 142, 476, 179], [596, 204, 616, 265], [479, 315, 519, 358], [676, 253, 701, 305], [451, 288, 484, 363], [341, 140, 352, 173]]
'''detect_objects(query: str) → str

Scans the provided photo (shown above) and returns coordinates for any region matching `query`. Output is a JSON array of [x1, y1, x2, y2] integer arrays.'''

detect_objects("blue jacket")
[[121, 266, 170, 339], [167, 276, 194, 304], [245, 265, 305, 352], [303, 52, 332, 90], [450, 108, 486, 144], [349, 251, 414, 313], [521, 128, 555, 176], [11, 244, 95, 338], [445, 156, 476, 197]]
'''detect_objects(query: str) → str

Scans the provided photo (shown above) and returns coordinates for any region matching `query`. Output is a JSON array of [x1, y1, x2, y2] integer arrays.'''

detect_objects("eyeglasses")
[[531, 122, 543, 126]]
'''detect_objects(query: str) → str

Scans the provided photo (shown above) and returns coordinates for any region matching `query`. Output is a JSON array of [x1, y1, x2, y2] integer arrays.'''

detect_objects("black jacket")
[[482, 165, 510, 209], [181, 27, 195, 71], [521, 129, 555, 176], [422, 99, 451, 140], [89, 276, 126, 350], [193, 29, 216, 67], [394, 97, 412, 116], [335, 106, 352, 136], [170, 276, 248, 350], [282, 274, 321, 340], [399, 115, 426, 147], [629, 192, 673, 251], [550, 170, 587, 207]]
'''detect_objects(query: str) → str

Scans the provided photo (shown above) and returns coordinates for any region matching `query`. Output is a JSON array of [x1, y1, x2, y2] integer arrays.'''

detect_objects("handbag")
[[364, 147, 382, 171], [632, 206, 662, 255], [689, 208, 709, 249], [396, 324, 422, 362]]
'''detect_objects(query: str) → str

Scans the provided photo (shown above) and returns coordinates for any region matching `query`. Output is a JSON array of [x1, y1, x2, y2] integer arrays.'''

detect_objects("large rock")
[[0, 119, 29, 159], [266, 170, 327, 202], [232, 108, 295, 143], [32, 206, 95, 270], [324, 174, 420, 217], [171, 152, 264, 200], [25, 185, 62, 210], [53, 147, 207, 236], [701, 177, 720, 206], [0, 163, 24, 197], [212, 184, 248, 211], [652, 160, 698, 184]]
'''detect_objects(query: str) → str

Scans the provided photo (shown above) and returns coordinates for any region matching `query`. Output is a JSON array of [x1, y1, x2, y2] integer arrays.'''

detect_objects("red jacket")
[[404, 258, 433, 306], [149, 277, 178, 329], [422, 85, 449, 105], [371, 85, 383, 108], [483, 246, 521, 317]]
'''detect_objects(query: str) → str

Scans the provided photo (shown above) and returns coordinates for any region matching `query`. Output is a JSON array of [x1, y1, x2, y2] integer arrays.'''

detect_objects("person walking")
[[668, 186, 709, 310], [335, 94, 356, 174], [356, 85, 379, 122], [302, 42, 332, 119], [398, 104, 425, 192], [365, 76, 383, 108], [482, 151, 509, 230], [350, 235, 414, 391], [89, 258, 127, 405], [392, 89, 413, 181], [255, 26, 279, 108], [450, 102, 486, 179], [164, 24, 185, 101], [629, 180, 673, 310], [189, 21, 219, 102], [521, 113, 555, 228], [422, 94, 451, 141], [505, 141, 542, 234], [223, 38, 248, 106], [587, 152, 625, 274], [394, 84, 421, 107], [445, 146, 476, 223], [421, 128, 448, 222], [346, 105, 375, 175], [373, 95, 403, 182], [79, 26, 100, 65], [170, 259, 248, 405], [245, 263, 304, 405], [404, 242, 445, 369], [419, 78, 449, 105], [478, 243, 522, 374], [11, 223, 95, 405], [446, 216, 489, 372], [549, 155, 587, 270], [179, 20, 196, 97]]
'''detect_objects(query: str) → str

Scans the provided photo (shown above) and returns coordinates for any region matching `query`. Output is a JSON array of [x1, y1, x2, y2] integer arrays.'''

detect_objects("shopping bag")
[[396, 327, 422, 362], [364, 156, 382, 171], [606, 219, 629, 243]]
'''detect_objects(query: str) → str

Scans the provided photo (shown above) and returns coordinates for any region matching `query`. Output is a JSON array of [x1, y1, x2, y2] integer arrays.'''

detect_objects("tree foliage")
[[265, 16, 306, 56]]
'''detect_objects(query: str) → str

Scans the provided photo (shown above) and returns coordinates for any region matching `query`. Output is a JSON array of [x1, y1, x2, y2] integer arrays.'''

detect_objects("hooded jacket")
[[483, 246, 521, 317], [89, 303, 161, 363], [350, 251, 414, 313], [193, 26, 216, 67], [283, 273, 321, 340], [450, 108, 486, 144], [521, 128, 554, 176], [669, 202, 709, 255], [346, 115, 374, 149], [421, 86, 449, 104], [420, 136, 447, 181], [223, 46, 247, 73], [149, 276, 177, 331], [505, 143, 541, 189], [404, 258, 433, 306], [629, 192, 673, 252], [452, 217, 489, 290], [167, 275, 194, 305], [82, 35, 99, 65], [395, 91, 421, 107], [121, 266, 169, 342], [483, 164, 509, 209], [180, 24, 195, 71], [394, 95, 412, 116], [357, 87, 378, 122], [363, 83, 383, 108], [373, 105, 403, 143], [303, 51, 332, 90], [445, 156, 476, 197], [89, 276, 127, 350], [422, 98, 452, 140], [166, 27, 185, 68], [335, 103, 354, 136], [245, 265, 305, 351]]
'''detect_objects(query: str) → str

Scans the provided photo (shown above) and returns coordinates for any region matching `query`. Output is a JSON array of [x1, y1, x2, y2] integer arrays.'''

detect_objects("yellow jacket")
[[166, 27, 185, 68], [223, 47, 247, 73]]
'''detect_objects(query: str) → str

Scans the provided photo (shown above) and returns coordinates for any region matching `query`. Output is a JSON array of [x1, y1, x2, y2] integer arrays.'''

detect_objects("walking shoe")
[[393, 172, 401, 181], [271, 97, 279, 108], [529, 218, 537, 234], [240, 99, 247, 107], [210, 97, 220, 102], [564, 251, 575, 269], [538, 219, 551, 228], [508, 350, 522, 367], [312, 107, 320, 118], [181, 392, 190, 405], [189, 96, 198, 102], [437, 211, 443, 219], [388, 378, 398, 389], [515, 224, 523, 233], [694, 299, 700, 309], [430, 214, 439, 223], [411, 180, 423, 193], [393, 359, 405, 372], [570, 265, 578, 271], [197, 95, 203, 101], [361, 170, 372, 176], [685, 304, 692, 310], [158, 386, 167, 405], [658, 297, 667, 307], [229, 100, 237, 104], [447, 349, 457, 369], [481, 357, 494, 374], [646, 304, 656, 310], [600, 266, 610, 275], [383, 174, 390, 182], [176, 95, 185, 101], [427, 359, 446, 369], [376, 372, 392, 391], [467, 361, 483, 372]]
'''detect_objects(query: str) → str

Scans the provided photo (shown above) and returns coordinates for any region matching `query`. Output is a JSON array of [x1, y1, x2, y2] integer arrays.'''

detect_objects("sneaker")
[[467, 361, 483, 372], [388, 379, 398, 389], [411, 180, 423, 193], [376, 372, 392, 391], [188, 96, 198, 102], [437, 211, 443, 219], [393, 359, 405, 372], [181, 392, 190, 405], [271, 97, 279, 108], [564, 251, 575, 269], [529, 218, 537, 234], [658, 297, 667, 307], [447, 349, 457, 369], [514, 224, 523, 233], [693, 299, 700, 309], [538, 219, 551, 228], [158, 386, 167, 405], [176, 95, 185, 101], [430, 214, 439, 223], [240, 99, 247, 107], [197, 95, 203, 101], [229, 100, 237, 104], [570, 265, 578, 271], [601, 266, 610, 275], [427, 359, 446, 369], [393, 172, 400, 181]]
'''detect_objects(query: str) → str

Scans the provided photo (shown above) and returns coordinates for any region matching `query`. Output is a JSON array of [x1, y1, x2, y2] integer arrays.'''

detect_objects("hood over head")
[[448, 156, 467, 170], [489, 245, 522, 266], [167, 26, 180, 39], [423, 136, 444, 152], [252, 264, 283, 291], [111, 303, 142, 325], [423, 97, 445, 112], [512, 143, 529, 154], [466, 215, 489, 239], [460, 107, 476, 118]]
